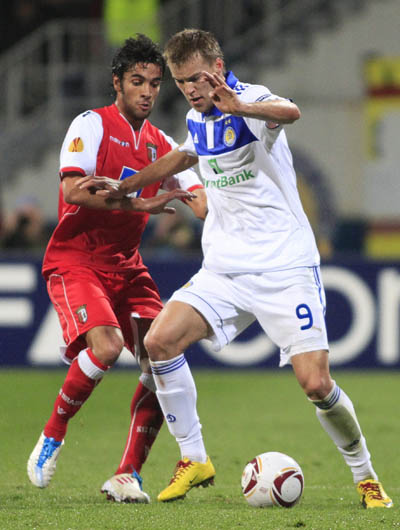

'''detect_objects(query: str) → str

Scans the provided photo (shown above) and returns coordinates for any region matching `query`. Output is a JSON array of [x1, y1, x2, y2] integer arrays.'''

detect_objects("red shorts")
[[46, 264, 163, 359]]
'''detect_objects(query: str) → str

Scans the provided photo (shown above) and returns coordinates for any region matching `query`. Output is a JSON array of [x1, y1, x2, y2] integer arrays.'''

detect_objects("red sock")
[[115, 381, 164, 475], [44, 349, 107, 441]]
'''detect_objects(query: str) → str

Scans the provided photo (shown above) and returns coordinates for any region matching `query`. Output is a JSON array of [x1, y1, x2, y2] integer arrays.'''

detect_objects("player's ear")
[[113, 75, 122, 93], [215, 58, 224, 74]]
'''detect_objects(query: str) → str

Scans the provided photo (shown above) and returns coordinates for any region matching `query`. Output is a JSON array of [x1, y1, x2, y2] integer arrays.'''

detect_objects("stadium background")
[[1, 0, 399, 370]]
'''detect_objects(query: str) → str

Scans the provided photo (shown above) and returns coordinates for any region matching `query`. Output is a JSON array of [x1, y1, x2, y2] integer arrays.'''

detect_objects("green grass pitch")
[[0, 368, 398, 529]]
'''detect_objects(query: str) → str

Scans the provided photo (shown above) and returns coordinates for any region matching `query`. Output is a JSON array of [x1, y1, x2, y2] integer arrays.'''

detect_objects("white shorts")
[[169, 266, 329, 367]]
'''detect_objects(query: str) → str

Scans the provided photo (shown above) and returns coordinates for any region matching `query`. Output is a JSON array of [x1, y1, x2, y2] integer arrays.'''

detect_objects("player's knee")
[[143, 329, 166, 360], [144, 328, 177, 361], [301, 373, 333, 400], [91, 334, 124, 366]]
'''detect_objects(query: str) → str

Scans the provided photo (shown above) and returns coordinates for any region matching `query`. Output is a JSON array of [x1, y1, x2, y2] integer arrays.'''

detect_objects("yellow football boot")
[[157, 456, 216, 502], [357, 479, 393, 508]]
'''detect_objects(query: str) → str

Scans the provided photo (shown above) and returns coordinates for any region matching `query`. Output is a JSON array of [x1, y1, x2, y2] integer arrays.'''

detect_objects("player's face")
[[169, 54, 224, 113], [113, 63, 162, 126]]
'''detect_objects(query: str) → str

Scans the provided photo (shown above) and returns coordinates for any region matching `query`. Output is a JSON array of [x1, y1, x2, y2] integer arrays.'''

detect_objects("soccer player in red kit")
[[27, 34, 206, 503]]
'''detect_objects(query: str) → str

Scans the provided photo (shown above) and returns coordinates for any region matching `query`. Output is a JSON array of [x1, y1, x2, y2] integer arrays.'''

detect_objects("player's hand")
[[135, 189, 196, 214], [76, 175, 124, 198], [202, 71, 242, 115]]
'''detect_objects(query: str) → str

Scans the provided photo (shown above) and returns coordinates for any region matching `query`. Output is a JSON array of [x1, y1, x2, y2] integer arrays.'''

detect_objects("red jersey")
[[42, 103, 202, 275]]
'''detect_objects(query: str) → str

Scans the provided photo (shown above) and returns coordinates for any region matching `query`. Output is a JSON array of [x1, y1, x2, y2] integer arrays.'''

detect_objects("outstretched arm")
[[63, 174, 195, 214], [202, 72, 300, 124], [78, 148, 198, 198]]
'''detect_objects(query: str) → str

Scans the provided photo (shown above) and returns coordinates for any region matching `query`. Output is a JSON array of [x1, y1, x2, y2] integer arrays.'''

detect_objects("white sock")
[[150, 354, 207, 463], [77, 348, 107, 380], [311, 382, 377, 483]]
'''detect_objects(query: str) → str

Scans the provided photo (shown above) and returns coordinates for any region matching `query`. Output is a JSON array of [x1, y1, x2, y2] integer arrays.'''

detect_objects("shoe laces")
[[360, 481, 385, 500], [169, 459, 194, 485], [37, 437, 61, 467]]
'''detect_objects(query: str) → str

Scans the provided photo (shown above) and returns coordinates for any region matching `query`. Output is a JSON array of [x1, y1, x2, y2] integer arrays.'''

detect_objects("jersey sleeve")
[[240, 85, 287, 149], [156, 129, 179, 150], [179, 130, 197, 157], [59, 110, 103, 178]]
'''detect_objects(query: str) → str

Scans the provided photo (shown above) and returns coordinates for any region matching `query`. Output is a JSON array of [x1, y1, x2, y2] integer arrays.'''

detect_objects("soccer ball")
[[241, 451, 304, 508]]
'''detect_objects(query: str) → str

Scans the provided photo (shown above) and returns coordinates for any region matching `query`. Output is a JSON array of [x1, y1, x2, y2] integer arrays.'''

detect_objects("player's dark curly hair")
[[164, 28, 224, 67], [111, 34, 166, 80]]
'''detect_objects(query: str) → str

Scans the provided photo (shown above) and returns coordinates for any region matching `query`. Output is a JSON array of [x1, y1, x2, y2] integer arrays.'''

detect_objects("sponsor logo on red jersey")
[[110, 135, 130, 147]]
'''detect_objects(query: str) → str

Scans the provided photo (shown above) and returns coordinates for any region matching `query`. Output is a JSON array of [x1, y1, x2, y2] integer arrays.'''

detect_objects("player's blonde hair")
[[163, 28, 224, 67]]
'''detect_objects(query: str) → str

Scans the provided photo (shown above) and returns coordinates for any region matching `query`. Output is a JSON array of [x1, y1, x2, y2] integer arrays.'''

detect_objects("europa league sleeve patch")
[[68, 137, 84, 152]]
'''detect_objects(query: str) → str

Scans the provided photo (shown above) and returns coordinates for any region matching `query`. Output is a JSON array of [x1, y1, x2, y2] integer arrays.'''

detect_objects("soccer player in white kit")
[[79, 29, 392, 508]]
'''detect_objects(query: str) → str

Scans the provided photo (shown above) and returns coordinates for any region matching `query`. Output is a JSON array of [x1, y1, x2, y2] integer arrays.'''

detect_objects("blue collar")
[[202, 71, 239, 118]]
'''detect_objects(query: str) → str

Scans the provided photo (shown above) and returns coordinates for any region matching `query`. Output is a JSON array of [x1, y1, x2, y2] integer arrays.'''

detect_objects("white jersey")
[[179, 71, 320, 274]]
